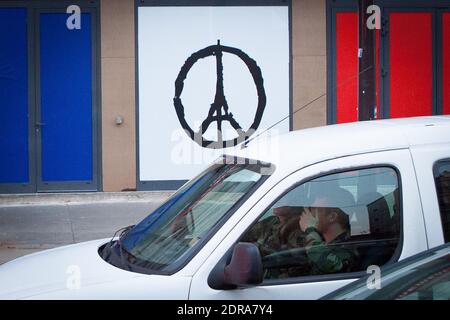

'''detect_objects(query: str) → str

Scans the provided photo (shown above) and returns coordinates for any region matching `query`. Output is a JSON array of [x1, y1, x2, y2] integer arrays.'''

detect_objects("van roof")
[[234, 116, 450, 172]]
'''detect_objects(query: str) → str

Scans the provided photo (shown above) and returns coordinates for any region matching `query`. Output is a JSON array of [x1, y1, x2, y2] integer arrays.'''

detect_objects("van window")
[[241, 167, 401, 281], [102, 156, 273, 275], [434, 160, 450, 243]]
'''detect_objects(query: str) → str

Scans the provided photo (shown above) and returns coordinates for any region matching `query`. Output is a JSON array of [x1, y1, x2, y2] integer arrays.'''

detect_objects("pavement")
[[0, 192, 173, 265]]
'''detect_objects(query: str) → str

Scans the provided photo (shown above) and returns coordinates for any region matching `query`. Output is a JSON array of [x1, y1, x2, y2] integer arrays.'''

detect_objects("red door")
[[334, 12, 380, 123], [389, 11, 433, 118], [333, 8, 448, 122], [336, 12, 358, 124]]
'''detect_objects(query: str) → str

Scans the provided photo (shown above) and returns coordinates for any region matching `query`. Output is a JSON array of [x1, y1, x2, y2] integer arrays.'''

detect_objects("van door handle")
[[35, 122, 46, 127]]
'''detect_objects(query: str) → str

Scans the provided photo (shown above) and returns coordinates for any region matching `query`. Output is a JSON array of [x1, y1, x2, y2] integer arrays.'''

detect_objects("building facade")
[[0, 0, 449, 193]]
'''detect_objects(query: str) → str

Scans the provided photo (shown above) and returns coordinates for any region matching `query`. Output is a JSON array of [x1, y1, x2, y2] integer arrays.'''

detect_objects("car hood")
[[0, 239, 191, 299]]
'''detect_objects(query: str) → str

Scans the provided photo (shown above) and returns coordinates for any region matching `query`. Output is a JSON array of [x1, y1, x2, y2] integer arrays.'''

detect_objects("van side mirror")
[[208, 242, 263, 290]]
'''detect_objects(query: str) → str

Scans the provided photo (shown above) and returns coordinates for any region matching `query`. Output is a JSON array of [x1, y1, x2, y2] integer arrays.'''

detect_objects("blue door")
[[0, 8, 33, 193], [0, 5, 99, 193], [37, 11, 98, 192]]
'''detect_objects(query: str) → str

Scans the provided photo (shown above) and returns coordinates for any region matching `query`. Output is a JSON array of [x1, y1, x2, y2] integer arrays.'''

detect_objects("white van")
[[1, 116, 449, 300]]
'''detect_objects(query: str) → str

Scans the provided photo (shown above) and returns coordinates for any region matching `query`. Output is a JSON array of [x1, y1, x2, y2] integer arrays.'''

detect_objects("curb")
[[0, 191, 174, 207]]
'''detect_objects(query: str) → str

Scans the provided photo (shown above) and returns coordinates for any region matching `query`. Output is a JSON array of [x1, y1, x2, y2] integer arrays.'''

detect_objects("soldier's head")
[[309, 188, 354, 235]]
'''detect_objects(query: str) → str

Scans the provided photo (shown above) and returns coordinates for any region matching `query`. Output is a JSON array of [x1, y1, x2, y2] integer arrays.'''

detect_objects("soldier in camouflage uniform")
[[241, 206, 309, 279], [299, 189, 359, 275]]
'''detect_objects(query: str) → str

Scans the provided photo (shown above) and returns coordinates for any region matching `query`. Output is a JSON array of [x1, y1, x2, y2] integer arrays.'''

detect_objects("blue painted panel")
[[40, 13, 93, 182], [0, 8, 29, 184]]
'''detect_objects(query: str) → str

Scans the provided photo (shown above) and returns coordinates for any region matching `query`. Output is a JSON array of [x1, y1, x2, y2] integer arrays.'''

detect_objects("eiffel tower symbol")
[[173, 39, 266, 149], [199, 40, 245, 148]]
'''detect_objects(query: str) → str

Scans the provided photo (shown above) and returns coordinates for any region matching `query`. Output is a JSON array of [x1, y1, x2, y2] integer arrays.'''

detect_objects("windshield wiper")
[[101, 225, 135, 270], [108, 225, 135, 245], [119, 225, 135, 241], [117, 225, 135, 264]]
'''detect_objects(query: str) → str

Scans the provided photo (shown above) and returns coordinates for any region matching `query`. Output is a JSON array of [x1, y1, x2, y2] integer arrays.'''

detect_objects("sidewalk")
[[0, 191, 173, 265]]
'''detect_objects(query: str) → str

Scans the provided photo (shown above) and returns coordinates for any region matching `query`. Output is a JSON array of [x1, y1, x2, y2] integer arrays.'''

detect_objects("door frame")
[[326, 0, 358, 125], [382, 6, 438, 119], [134, 0, 293, 191], [409, 144, 450, 249], [0, 2, 36, 194], [437, 9, 450, 115], [34, 5, 101, 192], [0, 0, 102, 193]]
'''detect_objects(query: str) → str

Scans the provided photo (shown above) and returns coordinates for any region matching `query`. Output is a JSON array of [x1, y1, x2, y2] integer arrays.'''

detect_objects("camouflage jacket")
[[241, 216, 308, 279], [242, 216, 304, 256], [303, 228, 358, 275]]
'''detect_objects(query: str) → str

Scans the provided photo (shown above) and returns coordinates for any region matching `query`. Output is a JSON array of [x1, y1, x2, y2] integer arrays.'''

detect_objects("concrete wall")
[[292, 0, 327, 130], [100, 0, 136, 191]]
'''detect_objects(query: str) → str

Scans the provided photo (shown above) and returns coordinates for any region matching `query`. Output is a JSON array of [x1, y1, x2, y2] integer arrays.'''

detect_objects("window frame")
[[433, 158, 450, 243], [100, 155, 275, 276], [135, 0, 293, 191], [237, 164, 405, 286]]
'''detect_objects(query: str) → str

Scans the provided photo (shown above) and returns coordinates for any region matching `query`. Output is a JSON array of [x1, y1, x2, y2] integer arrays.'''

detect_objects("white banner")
[[138, 6, 290, 181]]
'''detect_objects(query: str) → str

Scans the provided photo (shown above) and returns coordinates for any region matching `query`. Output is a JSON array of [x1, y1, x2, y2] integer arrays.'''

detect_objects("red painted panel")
[[336, 12, 358, 123], [390, 13, 433, 118], [443, 13, 450, 115]]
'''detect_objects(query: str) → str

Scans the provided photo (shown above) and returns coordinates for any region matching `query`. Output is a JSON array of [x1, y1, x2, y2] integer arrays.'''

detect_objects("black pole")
[[358, 0, 377, 121]]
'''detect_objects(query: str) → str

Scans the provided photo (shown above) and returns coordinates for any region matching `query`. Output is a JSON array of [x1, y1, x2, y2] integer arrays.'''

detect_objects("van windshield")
[[109, 156, 273, 274]]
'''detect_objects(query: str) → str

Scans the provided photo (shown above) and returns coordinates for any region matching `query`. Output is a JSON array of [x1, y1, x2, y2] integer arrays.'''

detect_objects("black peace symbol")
[[173, 40, 266, 149]]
